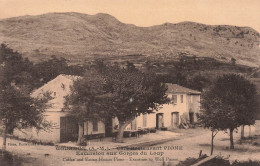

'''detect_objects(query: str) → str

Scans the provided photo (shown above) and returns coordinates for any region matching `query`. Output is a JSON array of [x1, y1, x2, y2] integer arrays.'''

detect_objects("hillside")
[[0, 12, 260, 66]]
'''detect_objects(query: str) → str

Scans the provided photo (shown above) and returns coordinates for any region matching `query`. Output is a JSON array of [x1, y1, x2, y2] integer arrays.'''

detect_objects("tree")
[[32, 55, 85, 88], [33, 55, 69, 84], [200, 74, 259, 150], [0, 44, 52, 152], [0, 85, 51, 152], [101, 64, 168, 142], [64, 63, 169, 143], [187, 75, 210, 92], [0, 44, 37, 90], [63, 70, 107, 145]]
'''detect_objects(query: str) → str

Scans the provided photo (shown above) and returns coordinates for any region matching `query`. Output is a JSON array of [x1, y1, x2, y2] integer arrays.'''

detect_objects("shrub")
[[232, 160, 260, 166], [176, 155, 260, 166], [200, 156, 230, 166], [0, 150, 22, 166], [176, 155, 207, 166]]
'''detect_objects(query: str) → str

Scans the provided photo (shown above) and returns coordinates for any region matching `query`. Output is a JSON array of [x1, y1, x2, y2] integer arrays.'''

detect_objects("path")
[[1, 128, 259, 166]]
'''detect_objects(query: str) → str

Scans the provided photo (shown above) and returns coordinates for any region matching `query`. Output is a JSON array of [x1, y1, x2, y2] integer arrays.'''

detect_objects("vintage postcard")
[[0, 0, 260, 166]]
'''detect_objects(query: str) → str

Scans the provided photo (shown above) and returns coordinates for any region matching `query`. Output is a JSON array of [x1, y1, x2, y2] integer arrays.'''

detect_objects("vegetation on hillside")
[[0, 12, 259, 66]]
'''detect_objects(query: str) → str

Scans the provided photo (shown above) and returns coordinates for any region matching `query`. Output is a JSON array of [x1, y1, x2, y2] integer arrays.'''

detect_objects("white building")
[[112, 84, 201, 132], [13, 74, 105, 143], [13, 75, 202, 143]]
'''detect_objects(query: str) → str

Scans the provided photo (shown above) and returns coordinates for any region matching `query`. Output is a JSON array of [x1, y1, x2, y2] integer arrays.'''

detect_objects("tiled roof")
[[166, 83, 201, 95]]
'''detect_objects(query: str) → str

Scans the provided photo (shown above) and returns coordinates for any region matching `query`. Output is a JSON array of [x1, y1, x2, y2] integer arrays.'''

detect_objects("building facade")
[[13, 74, 105, 143], [13, 75, 202, 143], [112, 84, 201, 131]]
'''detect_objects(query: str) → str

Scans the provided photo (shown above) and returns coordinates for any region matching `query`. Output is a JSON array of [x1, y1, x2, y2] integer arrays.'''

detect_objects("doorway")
[[105, 117, 113, 137], [156, 113, 164, 129], [171, 112, 179, 128], [60, 116, 78, 143], [189, 112, 194, 124]]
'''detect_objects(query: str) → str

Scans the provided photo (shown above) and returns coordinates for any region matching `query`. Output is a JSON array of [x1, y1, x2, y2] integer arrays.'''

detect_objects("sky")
[[0, 0, 260, 32]]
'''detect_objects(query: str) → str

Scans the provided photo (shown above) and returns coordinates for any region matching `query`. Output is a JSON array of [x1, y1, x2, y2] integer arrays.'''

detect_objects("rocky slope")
[[0, 12, 259, 66]]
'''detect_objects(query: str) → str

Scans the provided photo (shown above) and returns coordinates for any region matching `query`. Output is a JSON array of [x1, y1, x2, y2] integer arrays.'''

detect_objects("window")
[[53, 92, 56, 96], [143, 114, 147, 127], [93, 119, 98, 132], [180, 95, 183, 103], [172, 95, 177, 104]]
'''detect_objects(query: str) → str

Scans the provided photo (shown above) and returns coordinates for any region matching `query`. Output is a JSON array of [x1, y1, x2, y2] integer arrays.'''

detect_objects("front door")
[[60, 116, 78, 143], [189, 113, 194, 124], [171, 112, 179, 128], [156, 113, 164, 128]]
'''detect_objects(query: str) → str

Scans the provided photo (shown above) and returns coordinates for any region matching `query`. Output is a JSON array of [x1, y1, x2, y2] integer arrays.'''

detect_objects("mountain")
[[0, 12, 260, 66]]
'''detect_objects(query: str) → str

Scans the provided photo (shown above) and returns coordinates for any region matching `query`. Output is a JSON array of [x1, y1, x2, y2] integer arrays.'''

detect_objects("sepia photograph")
[[0, 0, 260, 165]]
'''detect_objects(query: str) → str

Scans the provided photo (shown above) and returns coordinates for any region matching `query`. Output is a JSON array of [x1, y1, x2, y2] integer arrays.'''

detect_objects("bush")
[[232, 160, 260, 166], [0, 150, 22, 166], [176, 155, 260, 166], [176, 155, 207, 166], [200, 156, 230, 166]]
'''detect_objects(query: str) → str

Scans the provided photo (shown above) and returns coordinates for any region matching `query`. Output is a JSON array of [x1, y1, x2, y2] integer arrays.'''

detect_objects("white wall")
[[32, 75, 78, 112], [13, 111, 68, 143], [112, 114, 156, 132], [83, 120, 105, 135], [136, 115, 143, 129], [146, 113, 156, 128], [155, 94, 189, 127], [255, 120, 260, 135], [132, 93, 201, 129], [111, 93, 201, 131], [233, 125, 256, 138], [14, 75, 82, 143]]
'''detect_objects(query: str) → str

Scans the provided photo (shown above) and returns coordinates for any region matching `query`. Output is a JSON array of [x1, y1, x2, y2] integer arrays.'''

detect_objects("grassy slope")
[[0, 12, 259, 66]]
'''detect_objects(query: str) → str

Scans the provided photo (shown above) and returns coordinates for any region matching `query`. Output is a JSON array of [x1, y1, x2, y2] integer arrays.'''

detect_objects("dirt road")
[[1, 128, 259, 166]]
